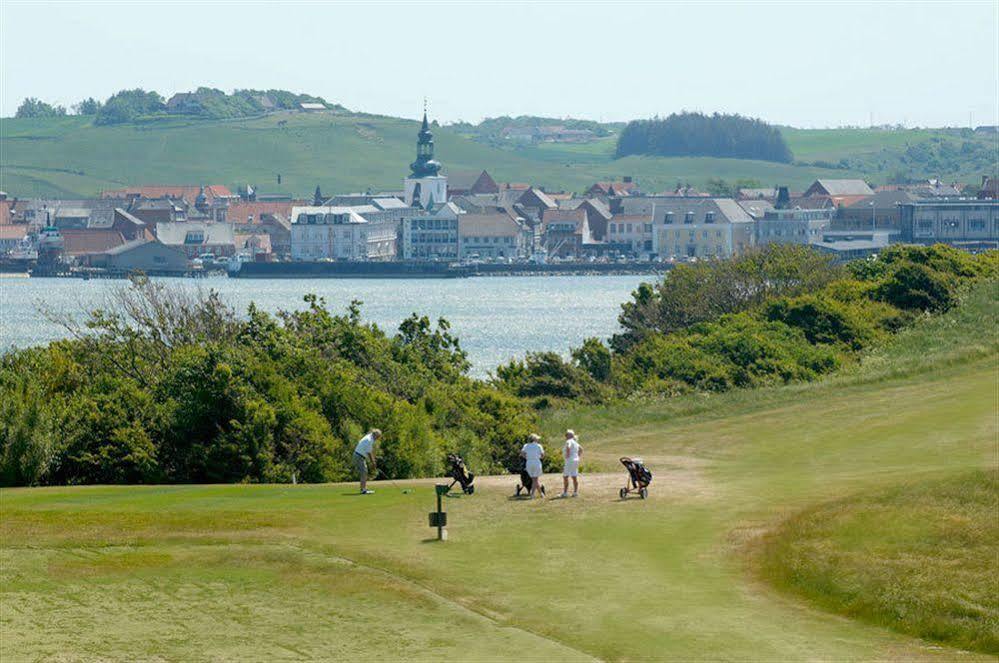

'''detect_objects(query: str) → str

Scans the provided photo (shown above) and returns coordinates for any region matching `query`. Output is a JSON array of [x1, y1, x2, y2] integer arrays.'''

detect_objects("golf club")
[[376, 466, 412, 494]]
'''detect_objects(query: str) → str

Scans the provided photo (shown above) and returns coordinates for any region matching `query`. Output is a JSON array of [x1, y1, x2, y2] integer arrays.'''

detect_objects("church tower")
[[404, 105, 447, 208]]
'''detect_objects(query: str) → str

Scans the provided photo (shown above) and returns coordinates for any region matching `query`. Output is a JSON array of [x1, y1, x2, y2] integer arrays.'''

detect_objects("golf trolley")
[[445, 453, 475, 495], [619, 457, 652, 499]]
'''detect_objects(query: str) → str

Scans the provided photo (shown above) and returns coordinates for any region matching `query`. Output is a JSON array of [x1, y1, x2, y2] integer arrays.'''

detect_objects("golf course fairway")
[[2, 285, 996, 661]]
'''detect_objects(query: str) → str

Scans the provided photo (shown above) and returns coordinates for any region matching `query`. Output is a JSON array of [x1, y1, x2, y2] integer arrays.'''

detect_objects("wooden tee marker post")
[[429, 484, 449, 541]]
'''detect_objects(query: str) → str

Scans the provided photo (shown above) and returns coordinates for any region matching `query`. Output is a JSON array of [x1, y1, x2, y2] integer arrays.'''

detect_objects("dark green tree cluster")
[[615, 112, 793, 163], [495, 244, 994, 403], [95, 89, 166, 125], [0, 279, 535, 487], [15, 98, 67, 118]]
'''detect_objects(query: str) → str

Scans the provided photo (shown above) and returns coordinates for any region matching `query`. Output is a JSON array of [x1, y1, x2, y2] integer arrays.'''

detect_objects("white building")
[[401, 202, 461, 260], [290, 206, 396, 261]]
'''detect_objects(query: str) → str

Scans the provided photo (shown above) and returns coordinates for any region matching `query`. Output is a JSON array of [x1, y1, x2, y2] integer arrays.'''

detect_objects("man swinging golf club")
[[355, 429, 381, 494]]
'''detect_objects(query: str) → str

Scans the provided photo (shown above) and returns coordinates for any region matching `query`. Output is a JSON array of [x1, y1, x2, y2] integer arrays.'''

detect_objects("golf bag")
[[446, 453, 475, 495], [619, 457, 652, 499]]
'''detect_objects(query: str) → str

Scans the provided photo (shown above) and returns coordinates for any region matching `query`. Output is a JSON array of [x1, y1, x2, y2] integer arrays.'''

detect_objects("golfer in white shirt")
[[354, 429, 381, 494], [561, 430, 582, 498], [520, 434, 545, 499]]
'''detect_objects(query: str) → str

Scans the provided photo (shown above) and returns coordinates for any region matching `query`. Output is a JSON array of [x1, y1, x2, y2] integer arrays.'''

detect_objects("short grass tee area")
[[1, 286, 996, 661]]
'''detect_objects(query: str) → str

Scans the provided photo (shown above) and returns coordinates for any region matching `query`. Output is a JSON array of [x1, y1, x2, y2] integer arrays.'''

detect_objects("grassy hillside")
[[2, 112, 994, 199], [2, 282, 994, 661]]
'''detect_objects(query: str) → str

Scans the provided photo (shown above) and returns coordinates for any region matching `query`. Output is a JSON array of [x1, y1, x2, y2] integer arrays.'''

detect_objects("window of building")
[[663, 212, 674, 225], [969, 219, 986, 231], [684, 212, 694, 224], [644, 223, 652, 232], [705, 211, 715, 223]]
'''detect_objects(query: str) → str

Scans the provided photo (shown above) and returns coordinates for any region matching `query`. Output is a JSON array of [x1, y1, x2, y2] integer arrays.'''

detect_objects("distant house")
[[803, 179, 874, 198], [59, 229, 126, 257], [155, 221, 236, 258], [835, 190, 919, 231], [586, 177, 639, 197], [517, 187, 557, 212], [558, 198, 612, 241], [299, 102, 326, 112], [290, 206, 397, 261], [102, 184, 236, 206], [446, 170, 500, 196], [0, 224, 28, 252], [977, 176, 998, 200], [541, 208, 591, 258], [458, 208, 529, 260], [165, 93, 202, 114], [83, 239, 189, 274], [621, 197, 756, 259], [899, 198, 998, 248], [737, 187, 778, 201]]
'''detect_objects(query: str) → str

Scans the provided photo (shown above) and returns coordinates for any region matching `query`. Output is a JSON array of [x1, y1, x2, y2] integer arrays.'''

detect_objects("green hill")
[[1, 282, 994, 660], [2, 112, 994, 198]]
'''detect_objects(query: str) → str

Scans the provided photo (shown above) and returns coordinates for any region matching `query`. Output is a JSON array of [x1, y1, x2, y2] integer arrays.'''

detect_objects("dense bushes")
[[496, 244, 994, 404], [95, 89, 166, 125], [615, 112, 793, 162], [0, 280, 536, 486]]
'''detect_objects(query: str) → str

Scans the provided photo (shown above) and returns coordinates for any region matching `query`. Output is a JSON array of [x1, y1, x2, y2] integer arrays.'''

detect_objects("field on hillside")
[[2, 284, 995, 661], [2, 113, 993, 198]]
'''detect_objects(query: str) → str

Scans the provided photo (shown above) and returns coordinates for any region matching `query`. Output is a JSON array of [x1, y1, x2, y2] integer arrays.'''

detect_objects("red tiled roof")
[[0, 224, 28, 241], [60, 229, 126, 256], [227, 201, 298, 224], [101, 185, 234, 203], [0, 200, 13, 225]]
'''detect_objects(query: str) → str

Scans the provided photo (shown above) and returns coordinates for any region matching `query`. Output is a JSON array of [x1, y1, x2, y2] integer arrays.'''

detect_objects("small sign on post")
[[431, 484, 449, 541]]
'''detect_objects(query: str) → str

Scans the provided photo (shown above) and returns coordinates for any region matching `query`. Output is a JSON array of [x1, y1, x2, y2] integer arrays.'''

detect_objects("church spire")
[[410, 100, 442, 178]]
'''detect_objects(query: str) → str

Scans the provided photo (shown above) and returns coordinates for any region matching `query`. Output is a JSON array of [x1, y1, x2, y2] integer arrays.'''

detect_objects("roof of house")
[[60, 229, 126, 255], [738, 187, 778, 199], [737, 199, 775, 219], [0, 224, 28, 241], [519, 188, 557, 209], [101, 184, 234, 202], [155, 222, 235, 246], [589, 181, 638, 196], [0, 200, 15, 225], [459, 212, 521, 237], [542, 208, 587, 226], [620, 197, 754, 224], [808, 179, 874, 197], [447, 170, 489, 190], [844, 190, 919, 209], [226, 201, 296, 224]]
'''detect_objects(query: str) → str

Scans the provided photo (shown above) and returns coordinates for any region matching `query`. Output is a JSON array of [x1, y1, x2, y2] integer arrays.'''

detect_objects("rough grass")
[[758, 470, 999, 654], [2, 114, 989, 198]]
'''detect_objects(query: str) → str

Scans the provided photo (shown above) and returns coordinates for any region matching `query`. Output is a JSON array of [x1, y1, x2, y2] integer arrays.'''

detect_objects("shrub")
[[876, 262, 958, 312], [765, 294, 888, 350], [494, 352, 607, 403], [571, 337, 612, 382]]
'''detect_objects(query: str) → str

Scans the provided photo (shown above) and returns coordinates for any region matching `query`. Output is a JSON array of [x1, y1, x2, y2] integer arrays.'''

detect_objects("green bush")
[[876, 262, 958, 312], [765, 294, 889, 350], [494, 352, 607, 403]]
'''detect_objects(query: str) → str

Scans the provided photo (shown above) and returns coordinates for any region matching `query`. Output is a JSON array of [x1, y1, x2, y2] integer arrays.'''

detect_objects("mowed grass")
[[1, 284, 996, 661], [759, 470, 998, 654], [3, 114, 988, 199]]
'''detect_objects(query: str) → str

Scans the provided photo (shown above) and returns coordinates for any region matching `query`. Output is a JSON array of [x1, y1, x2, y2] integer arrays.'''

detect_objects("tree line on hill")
[[0, 244, 993, 487], [615, 112, 794, 163], [14, 88, 340, 125]]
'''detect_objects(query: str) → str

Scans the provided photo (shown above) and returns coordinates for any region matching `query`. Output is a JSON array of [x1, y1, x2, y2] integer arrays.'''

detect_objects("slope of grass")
[[2, 113, 991, 199], [759, 470, 998, 655], [1, 284, 995, 661]]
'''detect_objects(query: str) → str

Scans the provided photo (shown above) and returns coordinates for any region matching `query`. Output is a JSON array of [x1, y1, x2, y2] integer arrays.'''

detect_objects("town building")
[[289, 206, 397, 261], [624, 197, 755, 260], [586, 177, 639, 197], [803, 179, 874, 199], [540, 208, 591, 258], [811, 230, 895, 261], [404, 112, 447, 208], [83, 239, 189, 274], [401, 202, 462, 260], [756, 206, 834, 245], [898, 198, 998, 249], [606, 214, 654, 255], [834, 190, 919, 232], [155, 221, 236, 258], [458, 208, 529, 260]]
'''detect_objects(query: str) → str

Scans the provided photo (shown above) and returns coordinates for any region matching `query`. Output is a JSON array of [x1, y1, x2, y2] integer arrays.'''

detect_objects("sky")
[[2, 1, 997, 128]]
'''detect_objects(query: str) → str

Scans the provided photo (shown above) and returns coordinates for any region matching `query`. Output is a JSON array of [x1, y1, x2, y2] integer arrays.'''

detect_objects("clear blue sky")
[[2, 1, 996, 127]]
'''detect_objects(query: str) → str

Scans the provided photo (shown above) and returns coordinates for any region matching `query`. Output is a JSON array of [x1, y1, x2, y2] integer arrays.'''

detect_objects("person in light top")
[[354, 429, 381, 494], [520, 434, 545, 499], [561, 429, 582, 498]]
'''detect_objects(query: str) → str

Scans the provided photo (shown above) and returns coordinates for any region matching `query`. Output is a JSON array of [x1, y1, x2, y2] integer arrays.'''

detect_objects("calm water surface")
[[0, 275, 649, 376]]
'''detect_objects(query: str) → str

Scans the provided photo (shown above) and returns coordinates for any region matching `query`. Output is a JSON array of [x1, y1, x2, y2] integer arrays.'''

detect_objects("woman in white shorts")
[[520, 434, 545, 499], [561, 429, 582, 497]]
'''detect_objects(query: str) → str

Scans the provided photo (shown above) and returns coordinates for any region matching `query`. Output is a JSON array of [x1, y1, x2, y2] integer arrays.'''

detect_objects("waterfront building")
[[290, 206, 397, 261], [401, 202, 461, 260], [623, 197, 754, 260], [757, 206, 834, 245], [898, 198, 999, 249], [458, 208, 530, 260], [155, 221, 236, 258]]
